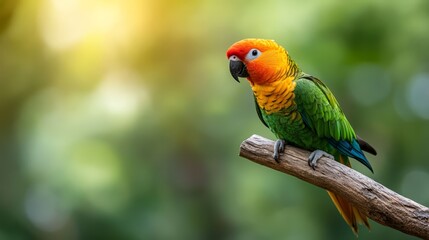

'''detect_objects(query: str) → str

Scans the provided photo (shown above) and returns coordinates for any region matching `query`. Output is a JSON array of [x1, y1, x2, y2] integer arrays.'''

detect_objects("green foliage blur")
[[1, 0, 429, 239]]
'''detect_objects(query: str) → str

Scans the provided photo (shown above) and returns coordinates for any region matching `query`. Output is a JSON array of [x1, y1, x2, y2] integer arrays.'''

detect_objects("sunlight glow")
[[90, 69, 150, 123], [39, 0, 149, 51], [40, 0, 90, 50]]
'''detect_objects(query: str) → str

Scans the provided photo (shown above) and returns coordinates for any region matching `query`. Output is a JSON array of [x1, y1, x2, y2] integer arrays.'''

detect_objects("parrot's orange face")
[[226, 39, 288, 85]]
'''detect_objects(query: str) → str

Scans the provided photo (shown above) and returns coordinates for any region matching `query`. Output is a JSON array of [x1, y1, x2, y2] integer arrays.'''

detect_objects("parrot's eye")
[[246, 49, 261, 60]]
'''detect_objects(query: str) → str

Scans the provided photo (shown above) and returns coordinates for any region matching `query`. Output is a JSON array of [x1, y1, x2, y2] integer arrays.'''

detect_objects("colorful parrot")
[[226, 38, 377, 234]]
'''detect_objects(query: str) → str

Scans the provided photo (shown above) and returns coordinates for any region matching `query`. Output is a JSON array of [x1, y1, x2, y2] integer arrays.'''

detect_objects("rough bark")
[[239, 134, 429, 239]]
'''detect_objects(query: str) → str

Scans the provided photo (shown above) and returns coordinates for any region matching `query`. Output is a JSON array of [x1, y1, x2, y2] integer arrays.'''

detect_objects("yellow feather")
[[326, 155, 370, 235]]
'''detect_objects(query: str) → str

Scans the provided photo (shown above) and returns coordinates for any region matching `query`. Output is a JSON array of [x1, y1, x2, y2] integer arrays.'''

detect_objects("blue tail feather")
[[328, 138, 373, 173]]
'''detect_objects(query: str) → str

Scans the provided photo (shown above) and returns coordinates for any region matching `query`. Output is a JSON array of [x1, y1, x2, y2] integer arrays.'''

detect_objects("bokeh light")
[[407, 73, 429, 119]]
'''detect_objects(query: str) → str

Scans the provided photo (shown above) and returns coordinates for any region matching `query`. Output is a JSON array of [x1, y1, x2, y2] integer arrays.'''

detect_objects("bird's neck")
[[252, 74, 298, 114]]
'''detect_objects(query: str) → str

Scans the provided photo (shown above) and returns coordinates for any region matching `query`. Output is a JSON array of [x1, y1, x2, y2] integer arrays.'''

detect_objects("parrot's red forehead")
[[226, 39, 278, 60]]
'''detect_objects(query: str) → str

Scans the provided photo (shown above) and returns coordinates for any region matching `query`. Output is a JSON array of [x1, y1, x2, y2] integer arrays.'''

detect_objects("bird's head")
[[226, 38, 291, 85]]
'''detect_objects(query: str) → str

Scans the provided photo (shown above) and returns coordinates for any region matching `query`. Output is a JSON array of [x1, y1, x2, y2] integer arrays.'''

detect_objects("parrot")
[[226, 38, 377, 234]]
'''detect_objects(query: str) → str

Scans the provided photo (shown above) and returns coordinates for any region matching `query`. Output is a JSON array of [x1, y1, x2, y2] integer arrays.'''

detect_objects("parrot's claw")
[[308, 150, 334, 170], [273, 139, 286, 163]]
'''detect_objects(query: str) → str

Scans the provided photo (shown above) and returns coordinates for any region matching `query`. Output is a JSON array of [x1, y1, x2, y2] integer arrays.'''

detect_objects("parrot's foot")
[[273, 139, 286, 163], [308, 150, 334, 170]]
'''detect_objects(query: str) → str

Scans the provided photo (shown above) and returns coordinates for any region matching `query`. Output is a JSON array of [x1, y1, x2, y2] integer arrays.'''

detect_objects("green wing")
[[294, 74, 356, 142], [294, 74, 373, 171]]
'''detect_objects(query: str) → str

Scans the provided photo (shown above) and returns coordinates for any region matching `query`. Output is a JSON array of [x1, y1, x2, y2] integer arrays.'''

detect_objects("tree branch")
[[239, 134, 429, 239]]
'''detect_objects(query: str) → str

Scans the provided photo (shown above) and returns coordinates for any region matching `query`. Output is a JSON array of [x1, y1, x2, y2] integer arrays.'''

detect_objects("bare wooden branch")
[[239, 134, 429, 239]]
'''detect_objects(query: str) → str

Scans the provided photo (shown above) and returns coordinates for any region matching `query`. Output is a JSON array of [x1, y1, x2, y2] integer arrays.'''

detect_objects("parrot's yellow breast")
[[252, 76, 296, 114]]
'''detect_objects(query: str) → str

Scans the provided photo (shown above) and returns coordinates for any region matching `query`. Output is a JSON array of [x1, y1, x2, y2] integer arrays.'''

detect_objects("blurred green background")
[[1, 0, 429, 239]]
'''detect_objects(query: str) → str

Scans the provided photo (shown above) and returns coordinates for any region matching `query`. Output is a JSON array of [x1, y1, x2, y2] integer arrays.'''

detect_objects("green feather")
[[294, 74, 357, 143]]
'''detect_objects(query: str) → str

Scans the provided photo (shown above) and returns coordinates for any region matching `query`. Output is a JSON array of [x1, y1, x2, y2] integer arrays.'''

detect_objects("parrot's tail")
[[327, 154, 370, 235], [327, 190, 369, 235]]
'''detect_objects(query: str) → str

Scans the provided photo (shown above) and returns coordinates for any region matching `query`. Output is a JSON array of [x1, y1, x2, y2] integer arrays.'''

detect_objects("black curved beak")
[[229, 60, 248, 83]]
